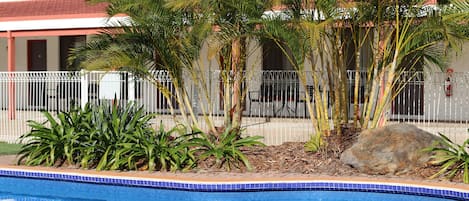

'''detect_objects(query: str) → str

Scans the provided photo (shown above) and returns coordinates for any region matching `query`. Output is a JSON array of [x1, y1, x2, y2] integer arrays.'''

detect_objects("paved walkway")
[[0, 155, 17, 165]]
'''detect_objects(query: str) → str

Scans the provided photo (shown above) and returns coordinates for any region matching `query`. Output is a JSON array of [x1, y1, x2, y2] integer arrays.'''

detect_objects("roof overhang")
[[0, 16, 131, 32]]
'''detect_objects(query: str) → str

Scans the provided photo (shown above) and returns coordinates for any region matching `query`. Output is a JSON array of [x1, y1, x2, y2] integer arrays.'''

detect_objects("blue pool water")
[[0, 176, 457, 201]]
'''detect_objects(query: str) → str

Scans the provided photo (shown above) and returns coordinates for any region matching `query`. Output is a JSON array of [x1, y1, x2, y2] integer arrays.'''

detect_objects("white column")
[[128, 72, 135, 102], [80, 70, 89, 108]]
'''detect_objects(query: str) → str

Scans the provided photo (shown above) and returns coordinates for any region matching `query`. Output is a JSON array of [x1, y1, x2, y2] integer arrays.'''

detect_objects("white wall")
[[448, 42, 469, 72], [418, 42, 469, 122], [423, 72, 469, 121], [246, 38, 263, 92], [0, 38, 6, 70]]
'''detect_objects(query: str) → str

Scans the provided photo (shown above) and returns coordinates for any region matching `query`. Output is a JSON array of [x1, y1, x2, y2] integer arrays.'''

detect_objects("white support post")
[[128, 72, 135, 103], [80, 70, 88, 108]]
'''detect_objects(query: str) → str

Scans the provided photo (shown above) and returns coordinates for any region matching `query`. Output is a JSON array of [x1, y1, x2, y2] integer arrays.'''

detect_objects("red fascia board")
[[0, 13, 110, 22], [0, 13, 128, 22], [0, 28, 106, 38]]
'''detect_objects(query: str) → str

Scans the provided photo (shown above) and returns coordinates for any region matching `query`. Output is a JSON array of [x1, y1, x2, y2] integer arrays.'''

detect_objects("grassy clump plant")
[[191, 127, 264, 171], [18, 102, 263, 172], [18, 102, 195, 171], [18, 104, 94, 166], [424, 133, 469, 183]]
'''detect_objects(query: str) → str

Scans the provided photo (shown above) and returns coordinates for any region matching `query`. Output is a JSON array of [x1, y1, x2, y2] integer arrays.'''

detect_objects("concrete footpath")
[[0, 155, 17, 165]]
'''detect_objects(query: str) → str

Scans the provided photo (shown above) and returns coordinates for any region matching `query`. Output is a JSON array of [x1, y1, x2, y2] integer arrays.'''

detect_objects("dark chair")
[[249, 81, 302, 117], [275, 81, 300, 117], [248, 83, 274, 116], [54, 82, 81, 112], [88, 83, 99, 103], [298, 85, 331, 117], [298, 85, 315, 117]]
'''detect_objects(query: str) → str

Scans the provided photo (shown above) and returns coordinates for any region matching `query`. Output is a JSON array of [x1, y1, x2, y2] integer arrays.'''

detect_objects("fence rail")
[[1, 70, 468, 145]]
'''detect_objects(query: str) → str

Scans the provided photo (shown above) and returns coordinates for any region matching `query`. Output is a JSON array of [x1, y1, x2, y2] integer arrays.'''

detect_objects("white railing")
[[1, 70, 468, 145]]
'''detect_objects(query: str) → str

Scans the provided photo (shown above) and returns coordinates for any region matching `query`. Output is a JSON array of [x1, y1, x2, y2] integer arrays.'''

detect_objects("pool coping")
[[0, 165, 468, 200]]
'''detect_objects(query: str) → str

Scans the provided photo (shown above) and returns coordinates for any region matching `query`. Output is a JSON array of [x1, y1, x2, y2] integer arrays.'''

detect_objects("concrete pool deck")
[[0, 154, 468, 200], [2, 111, 469, 146]]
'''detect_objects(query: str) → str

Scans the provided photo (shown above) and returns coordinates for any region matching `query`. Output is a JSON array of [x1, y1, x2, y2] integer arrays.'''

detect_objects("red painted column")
[[7, 31, 16, 120], [424, 0, 437, 5]]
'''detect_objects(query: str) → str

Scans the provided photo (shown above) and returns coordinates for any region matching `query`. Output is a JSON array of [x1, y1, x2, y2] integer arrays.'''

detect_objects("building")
[[0, 0, 128, 72]]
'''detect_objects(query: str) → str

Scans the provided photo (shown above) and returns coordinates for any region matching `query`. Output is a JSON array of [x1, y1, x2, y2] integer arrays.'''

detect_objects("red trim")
[[425, 0, 437, 4], [0, 13, 109, 22], [0, 28, 109, 38], [0, 13, 127, 22], [11, 28, 104, 37]]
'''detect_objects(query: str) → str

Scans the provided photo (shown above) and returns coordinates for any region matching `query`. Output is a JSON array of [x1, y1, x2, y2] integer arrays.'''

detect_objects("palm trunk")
[[223, 70, 232, 129], [362, 24, 383, 129], [305, 53, 320, 137], [315, 43, 331, 137], [191, 70, 217, 134], [231, 37, 243, 131], [353, 51, 361, 128], [150, 78, 177, 122]]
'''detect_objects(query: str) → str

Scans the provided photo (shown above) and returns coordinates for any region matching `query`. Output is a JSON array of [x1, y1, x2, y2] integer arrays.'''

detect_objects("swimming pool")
[[0, 168, 467, 201]]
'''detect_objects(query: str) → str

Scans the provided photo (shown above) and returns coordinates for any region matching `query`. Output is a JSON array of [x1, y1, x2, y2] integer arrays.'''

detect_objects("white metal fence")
[[1, 70, 468, 145]]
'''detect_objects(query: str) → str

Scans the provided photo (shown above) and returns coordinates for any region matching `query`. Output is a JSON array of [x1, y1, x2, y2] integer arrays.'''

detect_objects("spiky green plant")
[[18, 105, 93, 166], [424, 133, 469, 183], [191, 127, 264, 171]]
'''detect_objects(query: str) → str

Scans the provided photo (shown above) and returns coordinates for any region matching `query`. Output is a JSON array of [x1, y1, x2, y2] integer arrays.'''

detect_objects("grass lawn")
[[0, 142, 21, 155]]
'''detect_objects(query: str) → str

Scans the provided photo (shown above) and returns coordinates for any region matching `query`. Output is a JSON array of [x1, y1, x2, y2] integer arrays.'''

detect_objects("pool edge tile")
[[0, 166, 468, 200]]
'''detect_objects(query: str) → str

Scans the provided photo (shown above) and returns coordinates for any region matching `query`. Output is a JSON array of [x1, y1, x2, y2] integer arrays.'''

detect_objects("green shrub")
[[18, 103, 265, 172], [304, 134, 324, 153], [18, 105, 93, 166], [424, 133, 469, 183], [191, 127, 264, 171], [115, 124, 198, 172], [89, 102, 157, 170], [18, 102, 158, 169]]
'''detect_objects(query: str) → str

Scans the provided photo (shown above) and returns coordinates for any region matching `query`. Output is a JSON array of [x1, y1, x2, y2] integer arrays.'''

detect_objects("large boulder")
[[340, 123, 440, 175]]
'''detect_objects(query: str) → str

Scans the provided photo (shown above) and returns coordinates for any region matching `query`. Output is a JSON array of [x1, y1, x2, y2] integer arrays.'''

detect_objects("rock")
[[340, 123, 440, 175]]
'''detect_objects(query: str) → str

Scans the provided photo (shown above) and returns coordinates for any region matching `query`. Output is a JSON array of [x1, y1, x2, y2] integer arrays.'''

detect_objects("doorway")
[[60, 35, 86, 71], [28, 40, 47, 108], [262, 39, 294, 71]]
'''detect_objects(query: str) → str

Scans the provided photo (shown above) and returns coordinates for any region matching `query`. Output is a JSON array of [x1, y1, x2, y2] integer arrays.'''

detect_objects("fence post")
[[192, 82, 199, 115], [80, 70, 88, 109], [128, 72, 135, 103], [191, 72, 199, 117]]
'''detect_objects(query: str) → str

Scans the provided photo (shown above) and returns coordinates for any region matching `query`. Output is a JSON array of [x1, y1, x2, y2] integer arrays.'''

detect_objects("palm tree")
[[165, 0, 271, 133], [72, 0, 211, 129], [262, 0, 469, 151], [357, 0, 468, 128], [261, 0, 351, 151]]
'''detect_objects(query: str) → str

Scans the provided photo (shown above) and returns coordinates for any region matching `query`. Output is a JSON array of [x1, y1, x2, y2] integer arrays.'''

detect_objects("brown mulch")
[[0, 127, 459, 183], [242, 142, 441, 179], [196, 126, 453, 183]]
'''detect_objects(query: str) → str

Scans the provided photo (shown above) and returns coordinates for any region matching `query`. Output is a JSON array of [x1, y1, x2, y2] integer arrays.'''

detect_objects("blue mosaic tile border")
[[0, 169, 467, 200]]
